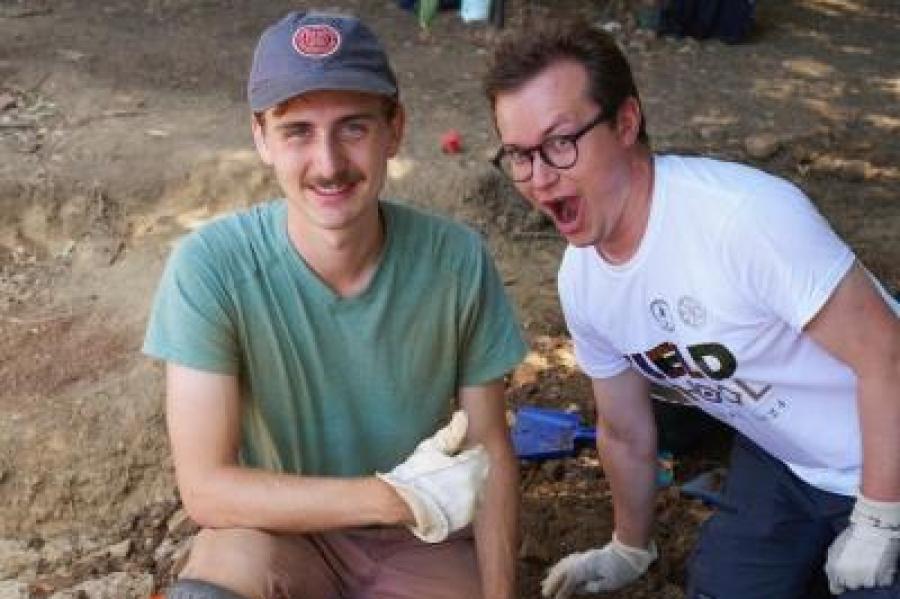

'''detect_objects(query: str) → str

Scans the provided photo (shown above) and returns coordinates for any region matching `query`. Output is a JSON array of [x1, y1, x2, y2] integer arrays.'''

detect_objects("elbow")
[[176, 470, 236, 529], [181, 498, 216, 529], [179, 484, 220, 529], [854, 337, 900, 390], [599, 420, 657, 462]]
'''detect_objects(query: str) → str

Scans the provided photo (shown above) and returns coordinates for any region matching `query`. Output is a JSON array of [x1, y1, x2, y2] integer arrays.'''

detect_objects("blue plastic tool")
[[511, 406, 596, 461], [512, 406, 675, 488]]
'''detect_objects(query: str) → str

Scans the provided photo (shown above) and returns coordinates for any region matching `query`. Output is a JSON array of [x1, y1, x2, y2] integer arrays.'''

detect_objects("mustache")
[[306, 171, 364, 188]]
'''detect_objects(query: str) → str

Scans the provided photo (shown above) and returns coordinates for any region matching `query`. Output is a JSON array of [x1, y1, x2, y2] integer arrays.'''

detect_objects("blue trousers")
[[687, 434, 900, 599]]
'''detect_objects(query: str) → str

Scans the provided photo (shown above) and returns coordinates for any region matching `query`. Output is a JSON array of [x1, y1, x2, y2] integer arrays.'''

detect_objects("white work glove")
[[541, 533, 658, 598], [825, 494, 900, 594], [377, 411, 489, 543]]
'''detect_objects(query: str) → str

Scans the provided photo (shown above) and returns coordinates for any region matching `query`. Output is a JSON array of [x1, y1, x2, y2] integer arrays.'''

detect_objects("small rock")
[[57, 240, 76, 259], [154, 538, 175, 563], [808, 157, 870, 181], [170, 537, 193, 577], [166, 509, 197, 538], [26, 536, 44, 550], [744, 133, 780, 160], [0, 93, 16, 112], [106, 539, 131, 561]]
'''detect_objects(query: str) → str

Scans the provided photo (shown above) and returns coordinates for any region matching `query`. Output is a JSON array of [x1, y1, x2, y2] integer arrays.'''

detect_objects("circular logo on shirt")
[[650, 299, 676, 332], [678, 296, 707, 328], [293, 24, 341, 57]]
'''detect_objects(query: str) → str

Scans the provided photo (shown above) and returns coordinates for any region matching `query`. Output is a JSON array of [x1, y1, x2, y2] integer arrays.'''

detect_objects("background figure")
[[664, 0, 756, 43], [637, 0, 756, 43]]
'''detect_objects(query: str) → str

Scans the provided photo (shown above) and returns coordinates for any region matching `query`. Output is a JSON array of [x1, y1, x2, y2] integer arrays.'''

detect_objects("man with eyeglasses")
[[485, 18, 900, 599], [144, 11, 526, 599]]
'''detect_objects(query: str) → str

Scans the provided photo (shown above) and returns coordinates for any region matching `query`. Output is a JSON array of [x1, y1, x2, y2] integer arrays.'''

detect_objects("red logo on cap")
[[293, 24, 341, 57]]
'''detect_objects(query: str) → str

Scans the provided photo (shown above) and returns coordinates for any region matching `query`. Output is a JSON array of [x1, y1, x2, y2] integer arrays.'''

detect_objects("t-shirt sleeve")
[[457, 239, 527, 387], [558, 254, 631, 379], [142, 232, 240, 374], [717, 179, 855, 331]]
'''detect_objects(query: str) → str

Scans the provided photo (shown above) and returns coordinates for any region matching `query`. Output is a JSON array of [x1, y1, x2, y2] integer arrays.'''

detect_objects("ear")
[[252, 115, 274, 166], [386, 103, 406, 158], [615, 96, 642, 148]]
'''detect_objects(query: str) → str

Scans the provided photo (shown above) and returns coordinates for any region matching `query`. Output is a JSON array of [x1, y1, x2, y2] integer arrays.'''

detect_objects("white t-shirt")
[[558, 155, 896, 496]]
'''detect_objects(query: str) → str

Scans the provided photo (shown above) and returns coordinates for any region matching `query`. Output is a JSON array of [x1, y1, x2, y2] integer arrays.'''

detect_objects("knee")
[[177, 528, 277, 598]]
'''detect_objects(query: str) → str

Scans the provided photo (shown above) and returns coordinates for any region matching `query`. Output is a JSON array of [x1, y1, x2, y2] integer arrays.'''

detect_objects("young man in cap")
[[484, 18, 900, 599], [144, 11, 526, 599]]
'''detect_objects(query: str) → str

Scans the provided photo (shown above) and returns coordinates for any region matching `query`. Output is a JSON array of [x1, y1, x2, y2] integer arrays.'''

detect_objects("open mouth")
[[547, 195, 580, 228]]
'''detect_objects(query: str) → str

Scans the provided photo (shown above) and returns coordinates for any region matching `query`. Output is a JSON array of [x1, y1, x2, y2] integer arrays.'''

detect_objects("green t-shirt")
[[143, 199, 526, 476]]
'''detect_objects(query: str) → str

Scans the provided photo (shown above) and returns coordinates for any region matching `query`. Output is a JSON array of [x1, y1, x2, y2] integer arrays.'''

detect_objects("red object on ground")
[[440, 129, 462, 154]]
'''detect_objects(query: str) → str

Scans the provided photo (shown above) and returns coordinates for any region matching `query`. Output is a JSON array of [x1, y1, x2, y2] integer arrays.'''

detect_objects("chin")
[[556, 227, 587, 246]]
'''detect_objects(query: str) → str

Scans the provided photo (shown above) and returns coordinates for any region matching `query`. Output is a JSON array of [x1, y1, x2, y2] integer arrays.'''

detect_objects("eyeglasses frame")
[[491, 111, 615, 183]]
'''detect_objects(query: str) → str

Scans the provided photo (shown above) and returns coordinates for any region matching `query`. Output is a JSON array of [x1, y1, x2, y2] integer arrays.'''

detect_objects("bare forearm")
[[599, 433, 657, 547], [166, 366, 412, 533], [179, 466, 410, 533], [858, 370, 900, 501], [474, 448, 519, 599]]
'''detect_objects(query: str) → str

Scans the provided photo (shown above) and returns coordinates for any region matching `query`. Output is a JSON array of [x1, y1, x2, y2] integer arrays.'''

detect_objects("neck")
[[597, 149, 654, 264], [287, 204, 385, 298]]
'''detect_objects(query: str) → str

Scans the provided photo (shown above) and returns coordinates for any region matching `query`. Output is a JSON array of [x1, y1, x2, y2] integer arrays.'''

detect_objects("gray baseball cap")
[[247, 11, 399, 113]]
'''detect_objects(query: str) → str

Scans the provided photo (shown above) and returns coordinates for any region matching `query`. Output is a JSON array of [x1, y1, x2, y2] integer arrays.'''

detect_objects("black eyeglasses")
[[492, 112, 613, 183]]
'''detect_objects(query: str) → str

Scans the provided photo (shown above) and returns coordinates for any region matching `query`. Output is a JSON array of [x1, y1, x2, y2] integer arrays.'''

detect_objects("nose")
[[310, 134, 347, 179], [529, 151, 559, 190]]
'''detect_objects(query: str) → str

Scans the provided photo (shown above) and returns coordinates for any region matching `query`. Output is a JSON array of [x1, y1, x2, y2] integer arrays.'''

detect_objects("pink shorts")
[[178, 526, 482, 599]]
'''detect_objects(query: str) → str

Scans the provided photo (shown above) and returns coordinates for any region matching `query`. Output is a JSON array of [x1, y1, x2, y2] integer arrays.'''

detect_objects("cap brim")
[[249, 71, 397, 113]]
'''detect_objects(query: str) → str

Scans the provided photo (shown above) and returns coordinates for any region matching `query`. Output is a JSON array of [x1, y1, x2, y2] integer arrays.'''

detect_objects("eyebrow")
[[274, 112, 380, 133], [503, 116, 580, 149]]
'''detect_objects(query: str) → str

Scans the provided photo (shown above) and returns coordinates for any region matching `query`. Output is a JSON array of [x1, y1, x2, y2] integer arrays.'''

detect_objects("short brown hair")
[[484, 19, 649, 145]]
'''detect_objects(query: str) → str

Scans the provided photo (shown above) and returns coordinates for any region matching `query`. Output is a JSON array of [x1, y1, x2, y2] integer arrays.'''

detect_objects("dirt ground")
[[1, 0, 898, 597]]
